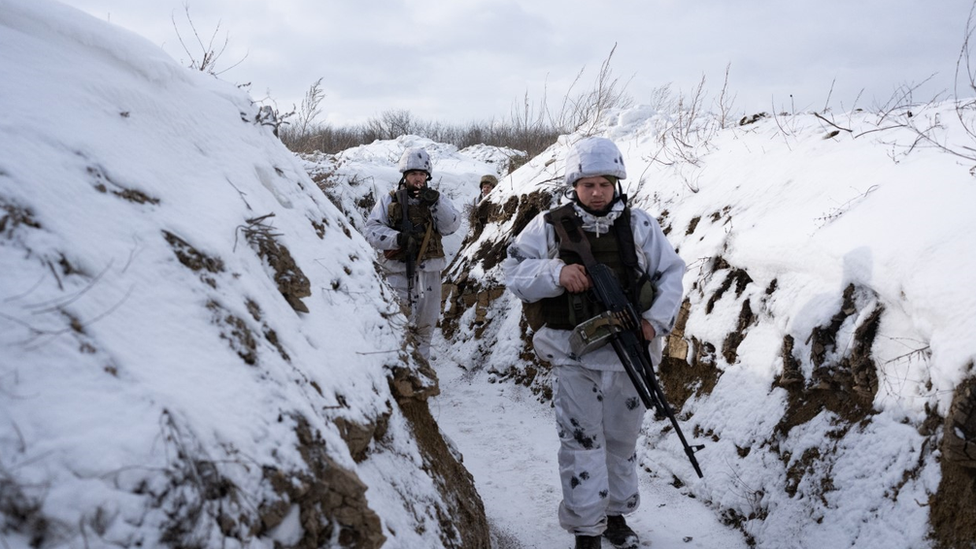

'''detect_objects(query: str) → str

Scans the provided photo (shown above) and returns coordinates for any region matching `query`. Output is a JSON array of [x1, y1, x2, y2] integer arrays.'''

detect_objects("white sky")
[[58, 0, 976, 126]]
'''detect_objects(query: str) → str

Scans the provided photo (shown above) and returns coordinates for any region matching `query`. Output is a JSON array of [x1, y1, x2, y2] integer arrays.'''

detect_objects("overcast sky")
[[59, 0, 976, 127]]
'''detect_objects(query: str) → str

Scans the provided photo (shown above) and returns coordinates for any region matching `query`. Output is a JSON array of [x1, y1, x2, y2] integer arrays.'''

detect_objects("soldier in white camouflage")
[[365, 147, 460, 360], [503, 137, 685, 549]]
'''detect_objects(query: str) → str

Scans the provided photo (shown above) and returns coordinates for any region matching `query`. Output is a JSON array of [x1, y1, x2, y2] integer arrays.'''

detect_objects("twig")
[[814, 112, 852, 134], [26, 261, 114, 314]]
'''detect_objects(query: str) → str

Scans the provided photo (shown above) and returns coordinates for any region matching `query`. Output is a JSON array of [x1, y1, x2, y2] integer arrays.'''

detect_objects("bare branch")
[[814, 112, 852, 134], [171, 2, 247, 76]]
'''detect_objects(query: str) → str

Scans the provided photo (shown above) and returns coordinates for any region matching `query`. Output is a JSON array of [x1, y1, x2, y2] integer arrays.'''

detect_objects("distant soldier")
[[365, 147, 460, 360], [466, 173, 499, 232], [473, 174, 498, 206]]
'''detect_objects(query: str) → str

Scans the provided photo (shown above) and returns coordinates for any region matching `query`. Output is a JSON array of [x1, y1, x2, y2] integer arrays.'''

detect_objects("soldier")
[[474, 174, 498, 206], [365, 147, 460, 360], [502, 137, 686, 549]]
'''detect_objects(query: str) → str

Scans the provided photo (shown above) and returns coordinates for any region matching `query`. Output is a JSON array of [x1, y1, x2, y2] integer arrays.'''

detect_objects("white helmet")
[[397, 147, 432, 174], [564, 137, 626, 187]]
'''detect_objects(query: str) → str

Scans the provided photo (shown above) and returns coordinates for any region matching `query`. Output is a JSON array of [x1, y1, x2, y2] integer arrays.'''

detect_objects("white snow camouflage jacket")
[[365, 189, 461, 274], [503, 201, 686, 370]]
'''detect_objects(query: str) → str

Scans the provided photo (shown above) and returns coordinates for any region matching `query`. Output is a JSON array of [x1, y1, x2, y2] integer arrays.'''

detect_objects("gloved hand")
[[419, 187, 440, 206], [396, 224, 427, 249]]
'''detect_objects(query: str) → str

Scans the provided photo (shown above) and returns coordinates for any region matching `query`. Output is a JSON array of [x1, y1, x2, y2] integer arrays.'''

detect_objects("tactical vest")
[[386, 192, 445, 262], [523, 204, 652, 331]]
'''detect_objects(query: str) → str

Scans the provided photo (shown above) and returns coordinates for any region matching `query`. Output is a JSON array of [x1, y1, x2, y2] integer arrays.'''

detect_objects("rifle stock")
[[549, 208, 704, 478]]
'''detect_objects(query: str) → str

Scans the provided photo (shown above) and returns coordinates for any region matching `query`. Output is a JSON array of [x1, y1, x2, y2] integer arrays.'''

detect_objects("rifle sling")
[[416, 222, 433, 263], [546, 207, 599, 270]]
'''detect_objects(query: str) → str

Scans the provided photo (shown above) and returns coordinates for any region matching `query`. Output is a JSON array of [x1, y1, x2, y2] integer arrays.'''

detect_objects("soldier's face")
[[404, 170, 428, 191], [574, 176, 615, 211]]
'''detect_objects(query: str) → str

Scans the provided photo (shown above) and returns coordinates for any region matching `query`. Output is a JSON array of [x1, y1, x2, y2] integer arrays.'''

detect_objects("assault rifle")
[[548, 207, 705, 478], [395, 188, 417, 312]]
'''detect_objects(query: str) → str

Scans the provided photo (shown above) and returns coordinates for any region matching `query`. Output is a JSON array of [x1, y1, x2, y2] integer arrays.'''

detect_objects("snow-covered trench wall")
[[0, 2, 487, 547], [441, 106, 976, 549]]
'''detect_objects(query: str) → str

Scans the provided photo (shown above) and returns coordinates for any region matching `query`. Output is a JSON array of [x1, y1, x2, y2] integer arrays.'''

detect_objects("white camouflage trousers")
[[554, 364, 645, 536], [387, 269, 441, 360]]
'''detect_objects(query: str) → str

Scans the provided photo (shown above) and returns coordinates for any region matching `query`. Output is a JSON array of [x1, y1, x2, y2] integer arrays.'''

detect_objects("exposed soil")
[[239, 214, 312, 313], [87, 164, 159, 204], [705, 265, 752, 314], [773, 284, 880, 437], [442, 189, 553, 340], [660, 299, 720, 410], [260, 415, 386, 549], [722, 298, 755, 364], [163, 230, 224, 288], [930, 460, 976, 549], [207, 300, 258, 365], [0, 197, 41, 234], [931, 373, 976, 548]]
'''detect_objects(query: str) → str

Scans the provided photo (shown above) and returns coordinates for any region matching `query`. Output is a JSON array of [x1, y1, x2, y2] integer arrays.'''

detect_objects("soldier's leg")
[[412, 270, 441, 359], [604, 370, 644, 516], [555, 365, 609, 536]]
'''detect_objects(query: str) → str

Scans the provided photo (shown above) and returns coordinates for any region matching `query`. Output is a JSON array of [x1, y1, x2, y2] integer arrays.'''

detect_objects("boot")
[[575, 534, 601, 549], [604, 515, 639, 549]]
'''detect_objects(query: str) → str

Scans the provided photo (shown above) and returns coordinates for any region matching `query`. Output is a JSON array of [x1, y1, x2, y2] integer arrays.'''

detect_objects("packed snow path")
[[430, 344, 750, 549]]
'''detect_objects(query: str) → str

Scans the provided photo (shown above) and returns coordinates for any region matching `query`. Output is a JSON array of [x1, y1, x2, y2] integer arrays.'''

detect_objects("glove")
[[419, 187, 440, 206], [395, 231, 408, 249], [396, 224, 427, 249]]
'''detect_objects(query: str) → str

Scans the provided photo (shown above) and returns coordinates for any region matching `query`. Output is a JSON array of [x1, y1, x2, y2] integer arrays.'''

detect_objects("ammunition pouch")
[[569, 311, 628, 357], [636, 275, 656, 312]]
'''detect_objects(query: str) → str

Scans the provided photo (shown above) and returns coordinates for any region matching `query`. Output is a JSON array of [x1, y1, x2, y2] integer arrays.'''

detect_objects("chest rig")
[[523, 203, 652, 331], [386, 191, 445, 262]]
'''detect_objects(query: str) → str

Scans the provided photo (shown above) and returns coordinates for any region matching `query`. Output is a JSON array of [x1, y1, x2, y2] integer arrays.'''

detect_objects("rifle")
[[395, 188, 417, 311], [548, 207, 705, 478]]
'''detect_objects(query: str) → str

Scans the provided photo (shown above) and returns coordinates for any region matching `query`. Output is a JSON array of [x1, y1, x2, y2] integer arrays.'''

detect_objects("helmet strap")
[[616, 180, 628, 206]]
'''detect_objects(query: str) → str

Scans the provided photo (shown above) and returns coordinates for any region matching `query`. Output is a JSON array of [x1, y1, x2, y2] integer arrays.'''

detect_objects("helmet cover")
[[564, 137, 626, 187], [398, 147, 432, 174]]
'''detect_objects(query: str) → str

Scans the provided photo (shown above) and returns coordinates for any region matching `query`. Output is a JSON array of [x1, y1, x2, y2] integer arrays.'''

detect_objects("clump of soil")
[[705, 265, 752, 314], [207, 300, 257, 365], [0, 197, 41, 235], [333, 411, 391, 464], [238, 213, 311, 313], [722, 298, 755, 364], [245, 299, 290, 362], [87, 164, 159, 204], [163, 230, 224, 287]]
